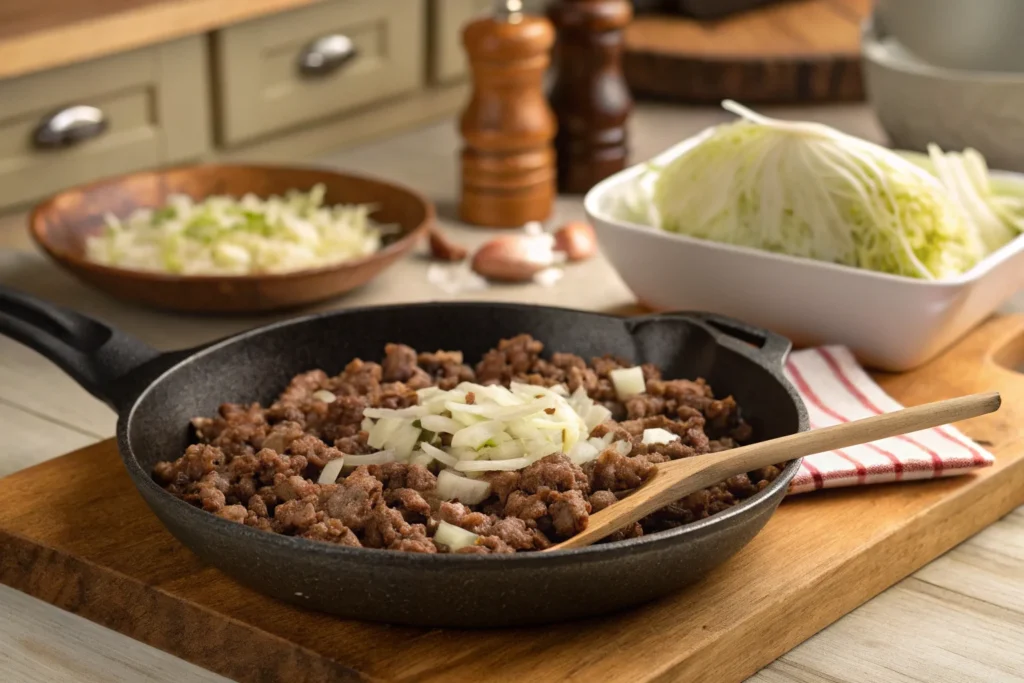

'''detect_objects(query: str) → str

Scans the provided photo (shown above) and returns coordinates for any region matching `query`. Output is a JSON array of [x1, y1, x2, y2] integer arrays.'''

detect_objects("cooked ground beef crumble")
[[153, 334, 782, 554]]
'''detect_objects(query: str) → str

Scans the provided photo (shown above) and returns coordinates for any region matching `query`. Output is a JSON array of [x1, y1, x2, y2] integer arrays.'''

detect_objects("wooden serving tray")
[[624, 0, 871, 104], [3, 315, 1024, 683]]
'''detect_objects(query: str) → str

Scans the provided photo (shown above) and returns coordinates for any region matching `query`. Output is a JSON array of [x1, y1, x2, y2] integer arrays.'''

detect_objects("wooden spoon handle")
[[547, 392, 1001, 551]]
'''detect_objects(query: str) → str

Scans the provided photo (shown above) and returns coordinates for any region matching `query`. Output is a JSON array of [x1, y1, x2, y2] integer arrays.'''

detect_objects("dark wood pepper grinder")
[[548, 0, 634, 195], [459, 1, 557, 228]]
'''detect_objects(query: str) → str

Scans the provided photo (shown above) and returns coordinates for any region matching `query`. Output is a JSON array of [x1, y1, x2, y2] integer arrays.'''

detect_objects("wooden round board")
[[623, 0, 871, 104]]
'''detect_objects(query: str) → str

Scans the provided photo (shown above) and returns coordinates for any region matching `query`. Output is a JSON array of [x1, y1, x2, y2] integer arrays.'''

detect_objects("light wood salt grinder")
[[548, 0, 634, 195], [459, 1, 557, 228]]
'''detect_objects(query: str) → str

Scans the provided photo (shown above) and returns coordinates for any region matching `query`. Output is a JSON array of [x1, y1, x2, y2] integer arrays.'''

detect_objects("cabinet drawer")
[[431, 0, 492, 84], [215, 0, 425, 147], [0, 36, 210, 211]]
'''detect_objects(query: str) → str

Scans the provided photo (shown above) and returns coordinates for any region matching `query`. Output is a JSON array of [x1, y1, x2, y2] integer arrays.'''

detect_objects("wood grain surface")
[[1, 313, 1023, 683], [624, 0, 872, 103]]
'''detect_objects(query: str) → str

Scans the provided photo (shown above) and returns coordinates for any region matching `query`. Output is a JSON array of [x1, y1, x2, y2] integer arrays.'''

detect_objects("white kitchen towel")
[[783, 346, 994, 494]]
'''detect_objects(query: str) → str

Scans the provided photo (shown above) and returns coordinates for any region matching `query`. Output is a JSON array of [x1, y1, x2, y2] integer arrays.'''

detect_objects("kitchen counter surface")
[[1, 103, 1022, 682]]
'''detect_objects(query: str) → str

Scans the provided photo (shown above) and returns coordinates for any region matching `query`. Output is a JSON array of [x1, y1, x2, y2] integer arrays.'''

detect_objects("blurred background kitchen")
[[0, 0, 981, 221], [6, 0, 1021, 221]]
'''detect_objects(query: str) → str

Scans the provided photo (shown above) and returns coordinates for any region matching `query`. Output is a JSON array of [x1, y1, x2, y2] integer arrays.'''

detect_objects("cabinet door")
[[0, 36, 210, 211], [431, 0, 494, 84], [215, 0, 426, 147]]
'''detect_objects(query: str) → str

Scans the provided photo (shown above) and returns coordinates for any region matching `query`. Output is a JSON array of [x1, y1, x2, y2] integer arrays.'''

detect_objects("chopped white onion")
[[473, 384, 520, 406], [360, 417, 374, 433], [317, 457, 345, 484], [420, 415, 463, 434], [419, 442, 459, 468], [611, 440, 632, 456], [359, 380, 600, 472], [455, 457, 532, 472], [435, 520, 480, 551], [642, 427, 680, 445], [367, 417, 402, 449], [382, 422, 422, 459], [450, 420, 506, 449], [312, 389, 336, 403], [362, 405, 430, 419], [343, 451, 396, 467], [409, 452, 434, 468], [447, 398, 556, 421], [610, 366, 646, 400], [567, 441, 600, 465], [436, 469, 492, 504], [480, 439, 526, 461], [584, 404, 613, 430]]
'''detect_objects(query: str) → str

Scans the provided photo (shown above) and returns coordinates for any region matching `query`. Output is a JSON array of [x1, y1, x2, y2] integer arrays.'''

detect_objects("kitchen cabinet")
[[0, 0, 491, 213], [432, 0, 493, 83], [215, 0, 425, 146], [0, 35, 210, 210]]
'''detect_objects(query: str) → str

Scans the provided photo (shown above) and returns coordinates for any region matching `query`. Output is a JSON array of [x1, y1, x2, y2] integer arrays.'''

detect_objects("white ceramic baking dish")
[[584, 138, 1024, 372]]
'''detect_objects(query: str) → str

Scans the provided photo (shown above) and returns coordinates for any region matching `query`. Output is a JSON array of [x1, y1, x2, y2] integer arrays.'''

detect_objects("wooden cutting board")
[[624, 0, 872, 103], [2, 314, 1024, 683]]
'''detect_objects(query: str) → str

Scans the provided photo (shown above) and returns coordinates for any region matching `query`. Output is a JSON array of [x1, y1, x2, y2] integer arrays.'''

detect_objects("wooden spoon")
[[546, 392, 1001, 551]]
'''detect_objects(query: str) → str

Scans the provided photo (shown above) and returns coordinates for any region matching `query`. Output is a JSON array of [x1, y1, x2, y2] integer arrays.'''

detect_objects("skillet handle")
[[0, 285, 160, 411], [685, 312, 792, 368]]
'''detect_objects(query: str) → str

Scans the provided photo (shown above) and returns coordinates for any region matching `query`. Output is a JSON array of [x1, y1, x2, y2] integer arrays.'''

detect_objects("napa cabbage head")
[[649, 101, 985, 280]]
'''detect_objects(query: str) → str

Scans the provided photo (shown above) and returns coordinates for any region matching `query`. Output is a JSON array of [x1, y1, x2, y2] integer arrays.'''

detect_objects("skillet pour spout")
[[0, 284, 808, 628]]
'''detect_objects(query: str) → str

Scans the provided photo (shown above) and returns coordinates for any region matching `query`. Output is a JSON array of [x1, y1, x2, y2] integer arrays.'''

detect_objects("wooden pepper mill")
[[548, 0, 634, 195], [459, 1, 557, 228]]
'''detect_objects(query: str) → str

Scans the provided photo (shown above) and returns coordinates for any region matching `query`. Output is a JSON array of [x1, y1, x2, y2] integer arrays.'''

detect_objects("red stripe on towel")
[[787, 362, 897, 479], [816, 348, 944, 475]]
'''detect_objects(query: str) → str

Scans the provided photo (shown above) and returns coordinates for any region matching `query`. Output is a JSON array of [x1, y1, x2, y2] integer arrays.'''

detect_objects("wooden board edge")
[[0, 528, 362, 683], [2, 447, 1022, 683], [622, 46, 863, 63], [623, 53, 865, 104], [659, 448, 1024, 682]]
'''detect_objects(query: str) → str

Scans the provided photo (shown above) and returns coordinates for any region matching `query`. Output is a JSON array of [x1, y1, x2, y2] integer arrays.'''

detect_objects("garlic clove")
[[471, 235, 556, 282], [428, 227, 469, 262], [553, 221, 598, 261]]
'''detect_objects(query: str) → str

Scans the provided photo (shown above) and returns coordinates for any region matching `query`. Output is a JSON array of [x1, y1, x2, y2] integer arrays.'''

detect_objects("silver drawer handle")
[[298, 34, 358, 77], [33, 105, 108, 149]]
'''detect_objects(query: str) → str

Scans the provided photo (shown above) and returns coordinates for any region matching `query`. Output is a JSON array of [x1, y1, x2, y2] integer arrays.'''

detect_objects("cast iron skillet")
[[0, 286, 808, 628]]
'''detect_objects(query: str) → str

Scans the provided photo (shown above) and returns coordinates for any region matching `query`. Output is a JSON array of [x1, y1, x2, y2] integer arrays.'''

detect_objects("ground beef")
[[518, 454, 589, 494], [548, 490, 591, 538], [590, 448, 657, 492], [325, 467, 381, 531], [483, 471, 520, 505], [302, 519, 362, 546], [155, 335, 781, 553], [588, 489, 618, 512], [386, 488, 433, 522], [369, 463, 437, 493]]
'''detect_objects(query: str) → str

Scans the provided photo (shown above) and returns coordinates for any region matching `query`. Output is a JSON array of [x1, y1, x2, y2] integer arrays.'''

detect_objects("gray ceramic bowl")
[[863, 16, 1024, 173], [875, 0, 1024, 73]]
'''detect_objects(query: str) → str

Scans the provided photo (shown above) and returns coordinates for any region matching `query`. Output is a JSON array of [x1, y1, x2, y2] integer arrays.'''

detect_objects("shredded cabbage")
[[84, 184, 387, 275], [627, 101, 1024, 280], [906, 146, 1024, 253]]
